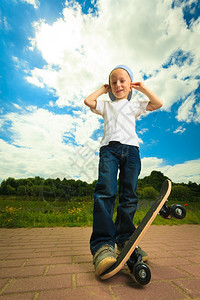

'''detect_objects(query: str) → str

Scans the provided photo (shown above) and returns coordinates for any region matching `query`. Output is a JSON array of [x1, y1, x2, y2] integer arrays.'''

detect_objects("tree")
[[0, 180, 8, 194], [170, 185, 191, 201], [17, 185, 28, 196], [6, 184, 16, 195], [6, 177, 17, 189], [138, 171, 168, 191], [0, 172, 199, 202], [188, 181, 200, 195]]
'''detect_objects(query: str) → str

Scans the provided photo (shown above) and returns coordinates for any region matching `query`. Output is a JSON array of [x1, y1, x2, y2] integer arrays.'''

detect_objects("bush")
[[141, 186, 158, 199]]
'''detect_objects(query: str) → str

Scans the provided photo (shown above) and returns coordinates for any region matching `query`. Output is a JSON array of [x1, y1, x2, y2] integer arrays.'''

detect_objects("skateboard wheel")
[[170, 204, 186, 219], [133, 263, 151, 285]]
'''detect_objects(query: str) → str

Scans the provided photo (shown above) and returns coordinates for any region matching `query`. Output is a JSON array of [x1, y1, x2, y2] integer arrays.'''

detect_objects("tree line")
[[0, 171, 199, 202]]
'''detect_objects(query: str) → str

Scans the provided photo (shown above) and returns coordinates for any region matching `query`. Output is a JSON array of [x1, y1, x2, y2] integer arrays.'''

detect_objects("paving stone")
[[0, 259, 26, 268], [111, 282, 186, 299], [173, 278, 200, 298], [76, 270, 134, 287], [73, 255, 92, 263], [0, 254, 9, 260], [47, 263, 93, 275], [5, 252, 52, 259], [2, 274, 72, 294], [187, 255, 200, 264], [0, 225, 199, 299], [25, 256, 72, 266], [51, 250, 77, 256], [38, 286, 113, 300], [0, 265, 46, 278], [73, 249, 91, 255], [0, 248, 34, 254], [148, 257, 191, 268], [150, 266, 190, 281], [0, 279, 10, 290], [0, 292, 35, 300], [178, 264, 200, 277], [171, 249, 200, 258], [146, 250, 176, 259]]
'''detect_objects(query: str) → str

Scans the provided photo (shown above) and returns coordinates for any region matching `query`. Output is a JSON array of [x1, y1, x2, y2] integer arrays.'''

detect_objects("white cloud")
[[164, 159, 200, 184], [173, 126, 186, 134], [2, 107, 77, 150], [145, 65, 199, 112], [140, 157, 164, 178], [141, 157, 200, 183], [0, 106, 199, 183], [25, 0, 200, 120], [176, 93, 200, 123], [20, 0, 39, 9], [2, 16, 11, 31], [12, 56, 29, 71], [26, 66, 58, 90], [1, 0, 200, 185], [0, 106, 100, 183], [138, 128, 149, 135]]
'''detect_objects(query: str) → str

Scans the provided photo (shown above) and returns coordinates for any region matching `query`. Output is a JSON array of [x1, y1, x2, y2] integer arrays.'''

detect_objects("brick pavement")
[[0, 225, 199, 300]]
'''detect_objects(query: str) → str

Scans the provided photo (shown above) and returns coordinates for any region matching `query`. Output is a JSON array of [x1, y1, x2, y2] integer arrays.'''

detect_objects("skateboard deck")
[[100, 179, 172, 281]]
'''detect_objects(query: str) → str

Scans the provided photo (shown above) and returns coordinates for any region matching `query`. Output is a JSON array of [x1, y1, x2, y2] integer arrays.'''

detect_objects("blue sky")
[[0, 0, 200, 184]]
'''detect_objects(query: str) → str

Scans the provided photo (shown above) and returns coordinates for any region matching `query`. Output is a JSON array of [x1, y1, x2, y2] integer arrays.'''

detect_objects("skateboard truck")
[[159, 201, 186, 219], [127, 247, 151, 285]]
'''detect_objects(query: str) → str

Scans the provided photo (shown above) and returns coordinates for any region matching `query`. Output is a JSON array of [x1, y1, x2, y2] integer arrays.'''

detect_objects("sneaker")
[[117, 242, 149, 262], [93, 244, 117, 276]]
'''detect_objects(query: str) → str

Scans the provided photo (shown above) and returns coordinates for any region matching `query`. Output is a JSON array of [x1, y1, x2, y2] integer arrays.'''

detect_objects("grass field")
[[0, 195, 199, 228]]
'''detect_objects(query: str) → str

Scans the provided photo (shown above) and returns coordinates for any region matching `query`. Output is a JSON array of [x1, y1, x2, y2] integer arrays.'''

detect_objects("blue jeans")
[[90, 142, 141, 255]]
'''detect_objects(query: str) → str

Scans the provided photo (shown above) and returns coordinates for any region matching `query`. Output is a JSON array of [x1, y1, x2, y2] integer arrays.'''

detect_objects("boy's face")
[[109, 68, 132, 100]]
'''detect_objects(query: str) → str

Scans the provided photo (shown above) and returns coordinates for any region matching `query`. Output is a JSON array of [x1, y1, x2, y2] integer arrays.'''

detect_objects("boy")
[[84, 65, 163, 276]]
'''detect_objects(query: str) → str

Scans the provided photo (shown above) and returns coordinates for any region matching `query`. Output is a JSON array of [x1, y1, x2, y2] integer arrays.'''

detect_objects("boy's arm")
[[131, 82, 163, 111], [84, 84, 111, 109]]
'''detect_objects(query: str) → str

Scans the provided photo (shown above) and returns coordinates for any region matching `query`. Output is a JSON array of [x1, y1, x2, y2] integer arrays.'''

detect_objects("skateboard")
[[100, 179, 186, 285]]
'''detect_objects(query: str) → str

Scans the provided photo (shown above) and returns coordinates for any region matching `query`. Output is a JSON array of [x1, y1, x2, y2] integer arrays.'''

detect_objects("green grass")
[[0, 195, 199, 228], [0, 196, 93, 228]]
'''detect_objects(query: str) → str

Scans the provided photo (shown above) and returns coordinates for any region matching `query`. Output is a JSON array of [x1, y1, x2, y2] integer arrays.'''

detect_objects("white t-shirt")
[[91, 98, 149, 148]]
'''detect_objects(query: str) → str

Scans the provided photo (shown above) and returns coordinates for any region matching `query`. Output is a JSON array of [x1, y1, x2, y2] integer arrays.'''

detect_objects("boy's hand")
[[101, 84, 111, 94], [131, 81, 163, 111], [131, 82, 146, 92], [84, 84, 111, 109]]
